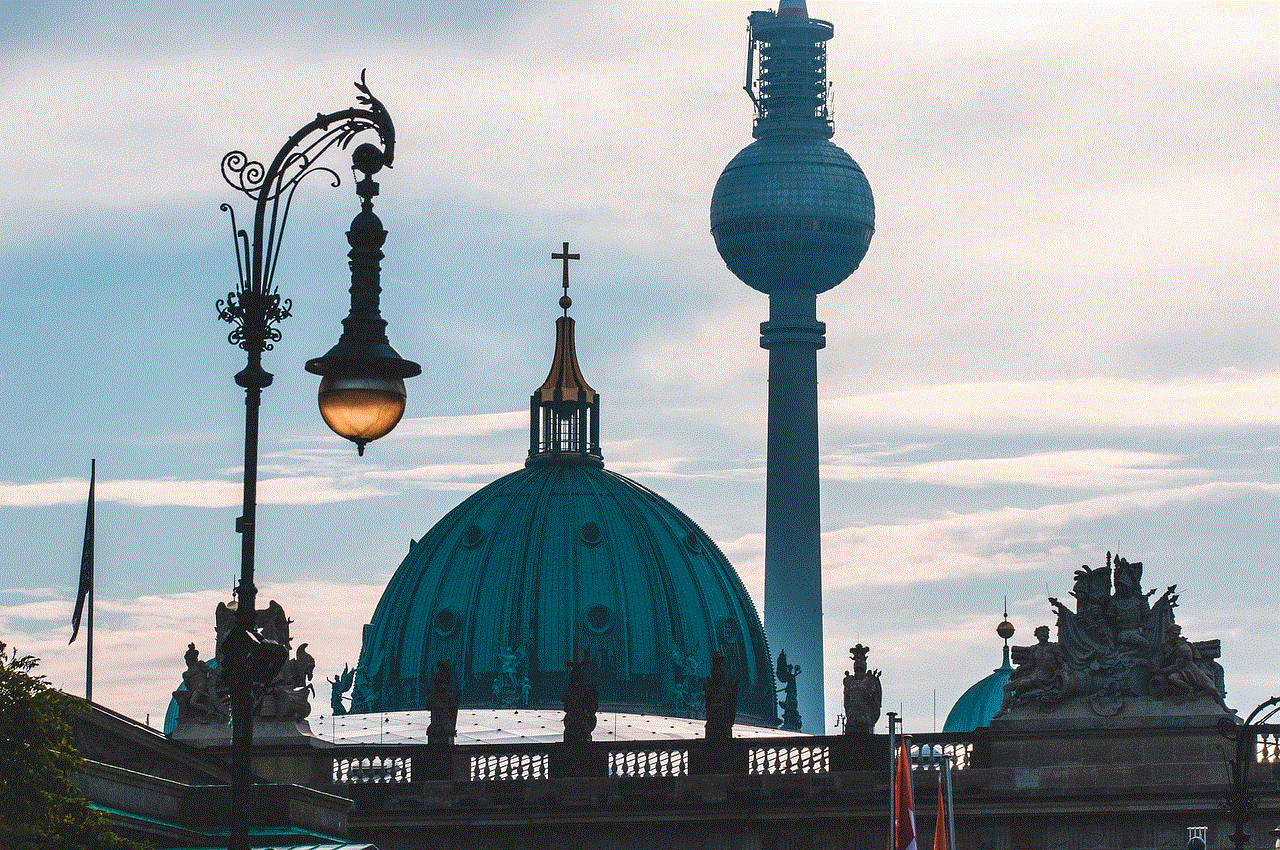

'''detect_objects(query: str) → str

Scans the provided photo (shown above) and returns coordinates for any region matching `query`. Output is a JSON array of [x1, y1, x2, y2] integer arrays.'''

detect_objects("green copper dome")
[[351, 279, 776, 725], [943, 644, 1013, 733]]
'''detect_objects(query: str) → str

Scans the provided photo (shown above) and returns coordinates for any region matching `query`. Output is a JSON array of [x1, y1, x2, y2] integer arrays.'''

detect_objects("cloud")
[[0, 475, 388, 509], [394, 411, 526, 439], [821, 449, 1207, 490], [820, 481, 1280, 591], [820, 374, 1280, 431]]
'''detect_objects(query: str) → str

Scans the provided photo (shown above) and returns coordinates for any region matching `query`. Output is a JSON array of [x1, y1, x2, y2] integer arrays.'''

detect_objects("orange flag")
[[933, 770, 948, 850], [894, 739, 917, 850]]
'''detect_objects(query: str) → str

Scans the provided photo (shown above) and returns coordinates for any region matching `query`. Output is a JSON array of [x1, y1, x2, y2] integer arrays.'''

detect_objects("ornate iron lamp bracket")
[[216, 71, 396, 370], [1218, 696, 1280, 848]]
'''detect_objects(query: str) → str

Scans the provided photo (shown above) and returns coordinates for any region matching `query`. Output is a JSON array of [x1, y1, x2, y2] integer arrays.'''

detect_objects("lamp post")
[[1219, 696, 1280, 848], [215, 72, 420, 850]]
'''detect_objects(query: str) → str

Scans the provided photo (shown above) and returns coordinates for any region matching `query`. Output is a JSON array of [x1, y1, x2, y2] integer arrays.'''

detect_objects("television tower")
[[710, 0, 874, 732]]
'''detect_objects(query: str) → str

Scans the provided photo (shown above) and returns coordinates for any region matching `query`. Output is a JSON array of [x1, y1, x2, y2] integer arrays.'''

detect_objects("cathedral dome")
[[350, 268, 776, 726], [350, 462, 776, 724]]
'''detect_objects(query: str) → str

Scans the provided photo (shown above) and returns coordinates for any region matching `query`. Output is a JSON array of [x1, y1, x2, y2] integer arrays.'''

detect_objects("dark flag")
[[69, 459, 95, 644]]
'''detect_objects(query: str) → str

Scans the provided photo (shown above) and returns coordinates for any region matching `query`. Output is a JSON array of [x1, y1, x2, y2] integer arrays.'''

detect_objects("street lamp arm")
[[217, 72, 395, 362]]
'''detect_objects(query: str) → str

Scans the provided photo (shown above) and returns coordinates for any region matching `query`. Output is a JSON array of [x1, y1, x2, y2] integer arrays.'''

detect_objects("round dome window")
[[462, 524, 484, 548], [433, 608, 461, 638], [579, 521, 602, 545], [585, 604, 614, 634], [683, 531, 700, 554]]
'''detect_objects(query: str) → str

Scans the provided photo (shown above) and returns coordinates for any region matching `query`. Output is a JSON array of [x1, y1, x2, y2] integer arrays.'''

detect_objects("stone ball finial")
[[352, 142, 384, 176], [997, 619, 1015, 641]]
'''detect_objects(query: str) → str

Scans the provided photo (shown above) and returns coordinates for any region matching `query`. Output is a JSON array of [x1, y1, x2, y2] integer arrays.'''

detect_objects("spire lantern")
[[528, 243, 602, 466]]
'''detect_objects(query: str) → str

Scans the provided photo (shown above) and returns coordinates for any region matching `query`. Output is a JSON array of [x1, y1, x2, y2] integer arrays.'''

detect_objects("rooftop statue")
[[842, 644, 882, 735], [172, 643, 228, 725], [491, 644, 530, 709], [259, 642, 315, 722], [776, 651, 802, 731], [704, 651, 739, 741], [327, 664, 355, 716], [995, 553, 1230, 721], [562, 659, 598, 744], [995, 626, 1069, 716], [427, 661, 460, 745]]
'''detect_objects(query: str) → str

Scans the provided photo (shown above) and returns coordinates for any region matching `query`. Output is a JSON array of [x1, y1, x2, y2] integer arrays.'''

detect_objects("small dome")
[[710, 136, 874, 294], [943, 645, 1013, 733], [350, 462, 776, 725]]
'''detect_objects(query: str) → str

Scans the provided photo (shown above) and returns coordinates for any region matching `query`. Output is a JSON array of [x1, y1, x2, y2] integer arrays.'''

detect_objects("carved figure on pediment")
[[214, 602, 236, 660], [703, 651, 738, 740], [997, 625, 1070, 715], [259, 642, 314, 721], [1070, 562, 1113, 646], [842, 644, 882, 735], [562, 659, 598, 744], [1109, 557, 1156, 649], [427, 661, 460, 744], [174, 642, 228, 724], [1149, 625, 1226, 707], [258, 600, 293, 650]]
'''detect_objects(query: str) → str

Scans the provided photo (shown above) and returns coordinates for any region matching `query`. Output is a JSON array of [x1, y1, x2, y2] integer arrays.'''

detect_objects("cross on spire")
[[552, 241, 579, 314]]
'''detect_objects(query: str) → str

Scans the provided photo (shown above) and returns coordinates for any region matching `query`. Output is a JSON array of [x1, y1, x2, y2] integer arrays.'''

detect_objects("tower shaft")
[[762, 290, 825, 732], [712, 2, 874, 734]]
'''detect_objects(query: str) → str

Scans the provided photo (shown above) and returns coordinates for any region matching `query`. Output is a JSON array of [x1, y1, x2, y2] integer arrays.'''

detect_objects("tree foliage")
[[0, 642, 149, 850]]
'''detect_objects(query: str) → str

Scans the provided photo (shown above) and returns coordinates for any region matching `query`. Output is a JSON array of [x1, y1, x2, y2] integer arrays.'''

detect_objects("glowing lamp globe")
[[317, 372, 408, 451], [306, 341, 420, 455]]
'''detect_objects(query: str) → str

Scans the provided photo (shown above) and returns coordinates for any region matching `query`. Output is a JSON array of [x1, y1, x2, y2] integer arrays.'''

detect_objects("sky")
[[0, 1, 1276, 734]]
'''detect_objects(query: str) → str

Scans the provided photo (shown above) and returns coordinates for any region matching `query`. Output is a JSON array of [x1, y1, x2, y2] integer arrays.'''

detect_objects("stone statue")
[[492, 644, 530, 708], [562, 659, 598, 744], [173, 643, 227, 724], [1149, 625, 1226, 706], [776, 650, 802, 731], [703, 651, 738, 741], [259, 642, 315, 721], [842, 644, 882, 735], [258, 600, 293, 650], [327, 664, 355, 716], [426, 661, 460, 744], [997, 625, 1070, 715], [214, 602, 236, 660], [671, 645, 702, 715]]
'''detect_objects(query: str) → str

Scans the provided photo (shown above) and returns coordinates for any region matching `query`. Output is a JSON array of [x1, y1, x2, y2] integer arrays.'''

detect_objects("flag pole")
[[887, 711, 897, 850], [85, 458, 95, 703], [944, 753, 956, 849], [86, 524, 93, 704]]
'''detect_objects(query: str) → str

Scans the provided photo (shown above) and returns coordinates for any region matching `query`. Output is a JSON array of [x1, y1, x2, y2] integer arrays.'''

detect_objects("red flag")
[[894, 739, 917, 850], [933, 770, 948, 850]]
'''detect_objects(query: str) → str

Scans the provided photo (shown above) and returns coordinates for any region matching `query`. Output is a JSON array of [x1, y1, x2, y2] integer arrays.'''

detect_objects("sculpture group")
[[171, 599, 316, 730], [997, 553, 1227, 718]]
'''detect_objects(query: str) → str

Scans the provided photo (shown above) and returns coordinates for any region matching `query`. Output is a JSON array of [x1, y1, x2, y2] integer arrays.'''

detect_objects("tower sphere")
[[711, 136, 874, 295]]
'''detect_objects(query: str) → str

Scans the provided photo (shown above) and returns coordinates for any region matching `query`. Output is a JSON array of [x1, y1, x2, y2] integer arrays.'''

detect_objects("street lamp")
[[1219, 696, 1280, 849], [215, 72, 419, 850]]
